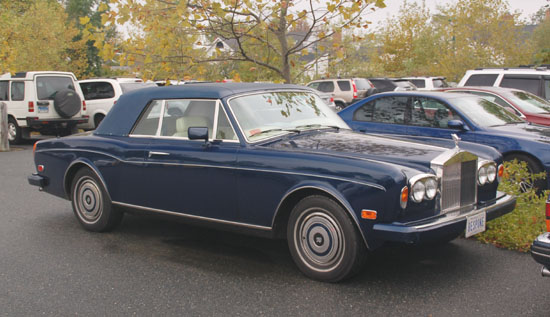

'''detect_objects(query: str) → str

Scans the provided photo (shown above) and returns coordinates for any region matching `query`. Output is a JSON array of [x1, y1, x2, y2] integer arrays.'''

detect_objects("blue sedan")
[[339, 91, 550, 190], [28, 84, 515, 282]]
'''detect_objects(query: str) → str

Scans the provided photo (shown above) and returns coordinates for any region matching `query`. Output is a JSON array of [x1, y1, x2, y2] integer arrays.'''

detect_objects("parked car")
[[78, 78, 157, 129], [314, 91, 337, 111], [306, 78, 375, 110], [401, 76, 449, 90], [440, 86, 550, 126], [338, 91, 550, 190], [531, 193, 550, 277], [458, 67, 550, 101], [0, 71, 88, 144], [28, 83, 515, 282], [368, 78, 417, 93]]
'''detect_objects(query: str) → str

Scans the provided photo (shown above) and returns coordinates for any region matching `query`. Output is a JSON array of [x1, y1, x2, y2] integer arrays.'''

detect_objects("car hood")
[[488, 123, 550, 144], [267, 130, 458, 172]]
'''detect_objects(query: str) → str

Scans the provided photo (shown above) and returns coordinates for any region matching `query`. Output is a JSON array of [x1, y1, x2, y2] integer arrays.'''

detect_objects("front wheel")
[[71, 168, 123, 232], [287, 196, 367, 282], [505, 154, 546, 192]]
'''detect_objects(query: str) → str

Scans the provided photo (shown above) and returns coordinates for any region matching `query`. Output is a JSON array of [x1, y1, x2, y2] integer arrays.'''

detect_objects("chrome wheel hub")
[[75, 177, 102, 223], [295, 210, 344, 271], [8, 122, 16, 141]]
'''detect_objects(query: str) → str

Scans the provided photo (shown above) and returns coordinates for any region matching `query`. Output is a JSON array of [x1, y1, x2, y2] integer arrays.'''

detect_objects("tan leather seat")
[[173, 116, 209, 138]]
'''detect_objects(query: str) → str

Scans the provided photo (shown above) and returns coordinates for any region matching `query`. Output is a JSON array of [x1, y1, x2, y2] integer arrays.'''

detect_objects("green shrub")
[[476, 160, 548, 252]]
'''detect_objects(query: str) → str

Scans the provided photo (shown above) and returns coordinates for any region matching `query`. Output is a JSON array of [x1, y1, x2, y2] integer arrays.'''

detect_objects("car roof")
[[442, 86, 524, 94], [465, 67, 550, 74], [0, 71, 76, 80], [369, 90, 477, 100], [94, 83, 310, 137]]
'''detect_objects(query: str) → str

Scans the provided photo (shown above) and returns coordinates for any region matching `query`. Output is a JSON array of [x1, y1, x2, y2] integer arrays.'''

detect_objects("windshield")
[[452, 97, 524, 127], [506, 91, 550, 114], [229, 91, 349, 142], [120, 82, 157, 93]]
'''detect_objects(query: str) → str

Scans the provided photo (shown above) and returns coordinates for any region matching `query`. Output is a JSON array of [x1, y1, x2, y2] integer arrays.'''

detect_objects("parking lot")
[[1, 143, 549, 316]]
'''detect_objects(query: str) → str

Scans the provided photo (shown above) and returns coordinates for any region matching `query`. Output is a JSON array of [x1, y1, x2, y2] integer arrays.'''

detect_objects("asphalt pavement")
[[1, 143, 549, 316]]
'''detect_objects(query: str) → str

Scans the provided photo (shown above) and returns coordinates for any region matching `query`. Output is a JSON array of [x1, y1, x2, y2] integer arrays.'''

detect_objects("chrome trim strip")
[[112, 201, 272, 231], [535, 232, 550, 244], [271, 185, 371, 249], [38, 148, 385, 190], [532, 250, 550, 260]]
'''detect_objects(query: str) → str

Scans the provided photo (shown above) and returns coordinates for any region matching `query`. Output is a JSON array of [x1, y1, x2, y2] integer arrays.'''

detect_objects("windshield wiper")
[[250, 128, 300, 137], [294, 124, 340, 131]]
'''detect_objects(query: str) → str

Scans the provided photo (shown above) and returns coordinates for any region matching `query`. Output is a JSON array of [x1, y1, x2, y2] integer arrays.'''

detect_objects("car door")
[[407, 97, 476, 142], [138, 99, 240, 222], [347, 95, 409, 135]]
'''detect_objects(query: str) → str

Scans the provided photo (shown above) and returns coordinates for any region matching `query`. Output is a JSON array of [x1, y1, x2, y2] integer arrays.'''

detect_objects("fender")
[[63, 158, 112, 202], [272, 180, 374, 249]]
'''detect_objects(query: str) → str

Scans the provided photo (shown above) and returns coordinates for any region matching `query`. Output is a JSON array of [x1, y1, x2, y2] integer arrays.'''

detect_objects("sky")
[[366, 0, 549, 29]]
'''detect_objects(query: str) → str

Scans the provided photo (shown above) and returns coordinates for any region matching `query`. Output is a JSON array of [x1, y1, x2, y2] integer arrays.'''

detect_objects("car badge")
[[452, 133, 461, 148]]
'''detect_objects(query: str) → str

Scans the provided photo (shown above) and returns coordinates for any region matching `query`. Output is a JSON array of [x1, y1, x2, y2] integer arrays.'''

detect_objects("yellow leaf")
[[98, 3, 108, 12], [79, 16, 90, 25]]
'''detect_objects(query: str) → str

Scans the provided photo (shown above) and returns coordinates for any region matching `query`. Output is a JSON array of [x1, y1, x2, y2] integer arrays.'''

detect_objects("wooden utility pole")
[[0, 102, 9, 151]]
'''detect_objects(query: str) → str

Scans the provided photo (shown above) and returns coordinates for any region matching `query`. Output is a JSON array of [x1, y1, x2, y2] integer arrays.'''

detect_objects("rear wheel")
[[287, 195, 367, 282], [7, 117, 22, 145], [71, 168, 123, 232], [505, 154, 546, 191], [335, 101, 346, 111]]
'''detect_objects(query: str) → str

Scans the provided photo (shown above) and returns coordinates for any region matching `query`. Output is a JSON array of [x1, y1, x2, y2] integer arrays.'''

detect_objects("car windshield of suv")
[[451, 96, 524, 127], [229, 91, 349, 141], [120, 82, 157, 93], [506, 91, 550, 114], [36, 76, 74, 100]]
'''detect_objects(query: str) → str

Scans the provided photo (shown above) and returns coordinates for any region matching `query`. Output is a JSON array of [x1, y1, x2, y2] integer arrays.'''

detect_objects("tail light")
[[28, 101, 34, 112], [352, 81, 357, 98], [330, 97, 334, 103], [546, 197, 550, 232], [82, 100, 86, 111]]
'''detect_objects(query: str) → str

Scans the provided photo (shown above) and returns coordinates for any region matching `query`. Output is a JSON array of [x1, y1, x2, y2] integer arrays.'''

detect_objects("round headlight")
[[486, 164, 497, 183], [478, 166, 488, 185], [411, 181, 426, 203], [424, 178, 438, 200]]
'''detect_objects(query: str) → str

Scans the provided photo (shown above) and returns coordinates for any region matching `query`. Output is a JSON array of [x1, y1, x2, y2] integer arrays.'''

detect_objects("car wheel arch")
[[503, 151, 545, 169], [64, 160, 111, 201], [271, 185, 370, 249]]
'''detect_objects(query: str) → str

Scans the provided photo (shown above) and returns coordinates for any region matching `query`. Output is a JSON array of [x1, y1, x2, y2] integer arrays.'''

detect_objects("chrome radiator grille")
[[440, 155, 477, 212]]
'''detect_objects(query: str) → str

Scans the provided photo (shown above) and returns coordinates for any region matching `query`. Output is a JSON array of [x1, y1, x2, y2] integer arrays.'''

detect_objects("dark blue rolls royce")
[[28, 83, 515, 282]]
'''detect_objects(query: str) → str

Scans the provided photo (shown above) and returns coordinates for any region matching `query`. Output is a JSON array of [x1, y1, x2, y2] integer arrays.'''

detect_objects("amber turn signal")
[[361, 209, 377, 220]]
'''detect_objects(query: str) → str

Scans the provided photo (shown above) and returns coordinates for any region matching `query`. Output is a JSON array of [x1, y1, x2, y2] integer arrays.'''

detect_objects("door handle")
[[148, 151, 170, 158], [37, 101, 49, 106]]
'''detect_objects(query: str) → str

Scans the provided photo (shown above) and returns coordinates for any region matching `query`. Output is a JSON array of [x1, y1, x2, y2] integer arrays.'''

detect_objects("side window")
[[410, 98, 432, 127], [80, 82, 115, 100], [216, 108, 237, 140], [500, 76, 540, 96], [337, 80, 351, 91], [132, 100, 163, 135], [411, 80, 425, 88], [464, 74, 498, 86], [0, 82, 8, 100], [307, 82, 320, 90], [162, 99, 216, 139], [545, 78, 550, 100], [354, 97, 407, 124], [11, 82, 24, 101], [317, 81, 335, 93], [419, 98, 459, 128]]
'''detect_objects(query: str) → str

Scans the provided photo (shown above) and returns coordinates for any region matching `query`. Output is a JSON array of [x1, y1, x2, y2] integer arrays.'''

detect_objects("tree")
[[374, 0, 533, 81], [87, 0, 387, 83], [531, 3, 550, 65], [0, 0, 88, 76]]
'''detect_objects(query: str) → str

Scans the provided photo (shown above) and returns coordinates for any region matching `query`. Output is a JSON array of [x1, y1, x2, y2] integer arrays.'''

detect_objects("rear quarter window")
[[11, 82, 24, 101], [464, 74, 498, 86], [500, 76, 540, 96], [337, 80, 351, 91], [0, 82, 8, 100], [80, 82, 115, 100], [410, 79, 425, 88]]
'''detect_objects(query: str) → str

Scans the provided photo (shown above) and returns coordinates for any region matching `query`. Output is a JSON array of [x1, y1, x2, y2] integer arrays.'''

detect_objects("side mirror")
[[447, 120, 468, 131], [188, 127, 209, 142]]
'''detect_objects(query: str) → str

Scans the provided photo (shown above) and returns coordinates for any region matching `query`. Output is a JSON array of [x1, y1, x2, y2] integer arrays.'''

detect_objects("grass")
[[476, 160, 548, 252]]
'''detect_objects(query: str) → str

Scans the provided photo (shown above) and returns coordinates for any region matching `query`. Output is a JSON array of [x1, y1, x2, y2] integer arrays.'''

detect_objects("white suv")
[[306, 78, 375, 110], [78, 78, 156, 129], [0, 71, 87, 144], [458, 67, 550, 100], [401, 76, 449, 90]]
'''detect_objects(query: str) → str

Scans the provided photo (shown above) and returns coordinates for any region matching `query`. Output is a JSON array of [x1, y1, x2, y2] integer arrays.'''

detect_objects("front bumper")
[[372, 193, 516, 244], [531, 232, 550, 268]]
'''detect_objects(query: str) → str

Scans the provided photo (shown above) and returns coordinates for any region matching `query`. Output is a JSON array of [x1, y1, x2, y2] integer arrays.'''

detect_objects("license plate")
[[465, 212, 486, 238], [37, 106, 48, 113]]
